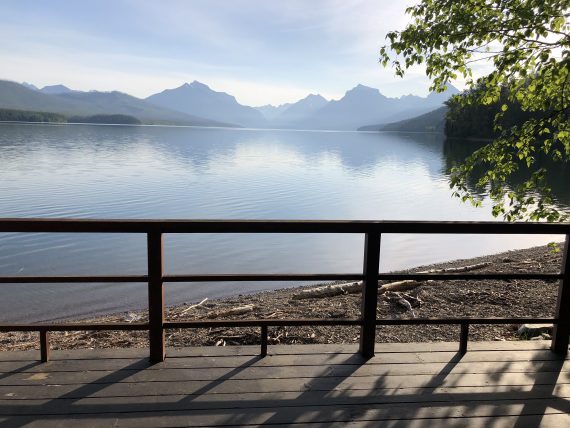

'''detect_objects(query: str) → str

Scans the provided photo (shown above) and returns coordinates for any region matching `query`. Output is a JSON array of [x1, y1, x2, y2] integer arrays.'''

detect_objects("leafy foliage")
[[444, 85, 545, 139], [380, 0, 569, 221]]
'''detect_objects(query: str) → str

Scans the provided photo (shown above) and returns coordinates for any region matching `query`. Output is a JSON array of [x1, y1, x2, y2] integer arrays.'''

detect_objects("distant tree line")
[[382, 106, 447, 133], [444, 87, 545, 140], [0, 108, 141, 125], [0, 108, 66, 123], [68, 114, 141, 125]]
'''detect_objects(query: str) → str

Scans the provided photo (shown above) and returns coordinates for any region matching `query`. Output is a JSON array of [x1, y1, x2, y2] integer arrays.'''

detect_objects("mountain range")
[[0, 79, 459, 130], [146, 81, 265, 128], [0, 80, 229, 127]]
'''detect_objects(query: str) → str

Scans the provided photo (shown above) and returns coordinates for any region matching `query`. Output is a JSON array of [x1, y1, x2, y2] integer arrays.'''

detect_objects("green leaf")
[[379, 0, 569, 222]]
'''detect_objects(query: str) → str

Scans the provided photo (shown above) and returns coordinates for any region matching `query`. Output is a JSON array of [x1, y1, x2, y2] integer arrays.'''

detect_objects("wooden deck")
[[0, 342, 569, 427]]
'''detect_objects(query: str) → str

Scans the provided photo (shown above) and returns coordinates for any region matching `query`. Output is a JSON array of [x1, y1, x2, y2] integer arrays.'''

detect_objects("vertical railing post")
[[459, 322, 469, 354], [359, 232, 381, 359], [552, 234, 570, 356], [260, 325, 268, 357], [40, 330, 50, 362], [148, 231, 165, 363]]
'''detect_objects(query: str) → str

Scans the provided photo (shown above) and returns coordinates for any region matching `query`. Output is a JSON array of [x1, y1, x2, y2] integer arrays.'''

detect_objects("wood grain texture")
[[0, 342, 568, 427]]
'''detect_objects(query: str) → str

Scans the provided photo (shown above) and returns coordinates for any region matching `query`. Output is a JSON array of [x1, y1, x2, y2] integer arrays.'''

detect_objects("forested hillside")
[[0, 108, 66, 123], [68, 114, 141, 124], [444, 88, 541, 139]]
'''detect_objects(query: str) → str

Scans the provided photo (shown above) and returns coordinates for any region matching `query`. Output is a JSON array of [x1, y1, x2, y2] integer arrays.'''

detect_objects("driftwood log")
[[206, 304, 255, 319], [291, 261, 491, 300], [291, 281, 362, 300], [418, 262, 490, 274]]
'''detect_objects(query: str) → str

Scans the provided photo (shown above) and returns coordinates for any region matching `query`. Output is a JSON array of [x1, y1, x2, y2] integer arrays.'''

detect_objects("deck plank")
[[0, 348, 563, 371], [3, 385, 570, 410], [1, 359, 568, 378], [1, 403, 569, 426], [0, 340, 553, 362], [1, 365, 570, 388], [3, 379, 570, 401], [0, 414, 569, 428], [0, 341, 567, 427]]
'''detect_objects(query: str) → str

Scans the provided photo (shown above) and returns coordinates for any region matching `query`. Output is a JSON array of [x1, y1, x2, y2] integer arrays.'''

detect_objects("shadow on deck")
[[0, 341, 569, 427]]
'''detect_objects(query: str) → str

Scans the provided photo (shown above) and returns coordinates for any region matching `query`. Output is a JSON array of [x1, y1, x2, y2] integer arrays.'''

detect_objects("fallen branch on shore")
[[206, 304, 255, 318], [291, 281, 362, 300], [291, 280, 424, 300], [291, 262, 491, 300], [179, 298, 208, 315], [418, 262, 491, 274], [380, 280, 424, 294]]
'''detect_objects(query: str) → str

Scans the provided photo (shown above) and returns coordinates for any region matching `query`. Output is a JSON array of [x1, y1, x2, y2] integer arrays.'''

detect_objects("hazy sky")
[[1, 0, 460, 105]]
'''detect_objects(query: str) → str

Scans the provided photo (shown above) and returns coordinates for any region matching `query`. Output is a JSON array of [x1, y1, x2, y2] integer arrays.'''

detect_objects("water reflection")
[[442, 137, 570, 207], [0, 125, 446, 177], [0, 124, 567, 322]]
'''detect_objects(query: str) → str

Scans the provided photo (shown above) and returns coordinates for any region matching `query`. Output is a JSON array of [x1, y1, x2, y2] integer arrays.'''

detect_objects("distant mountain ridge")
[[259, 94, 328, 126], [21, 82, 39, 91], [290, 84, 458, 130], [40, 84, 76, 95], [4, 79, 460, 130], [254, 84, 457, 130], [143, 81, 458, 130], [255, 103, 292, 120], [292, 84, 389, 130], [146, 81, 264, 128], [0, 80, 231, 126]]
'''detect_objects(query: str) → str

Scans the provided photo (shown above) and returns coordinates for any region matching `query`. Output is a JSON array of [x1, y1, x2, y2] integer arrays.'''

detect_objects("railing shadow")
[[512, 358, 570, 428], [0, 361, 41, 383], [0, 345, 568, 426], [0, 358, 150, 427]]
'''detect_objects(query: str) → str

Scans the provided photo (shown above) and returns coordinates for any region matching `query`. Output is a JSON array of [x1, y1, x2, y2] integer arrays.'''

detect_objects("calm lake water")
[[0, 123, 567, 322]]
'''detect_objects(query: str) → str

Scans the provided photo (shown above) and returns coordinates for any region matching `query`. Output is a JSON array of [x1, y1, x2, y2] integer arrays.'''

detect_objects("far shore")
[[0, 243, 563, 352]]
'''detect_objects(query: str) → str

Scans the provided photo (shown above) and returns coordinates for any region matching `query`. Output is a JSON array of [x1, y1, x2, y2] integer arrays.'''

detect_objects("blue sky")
[[1, 0, 459, 105]]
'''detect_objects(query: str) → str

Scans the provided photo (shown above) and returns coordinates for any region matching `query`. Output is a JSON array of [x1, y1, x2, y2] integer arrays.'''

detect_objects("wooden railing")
[[0, 219, 568, 363]]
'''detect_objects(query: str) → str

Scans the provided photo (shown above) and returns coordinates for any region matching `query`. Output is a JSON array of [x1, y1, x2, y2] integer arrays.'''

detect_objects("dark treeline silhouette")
[[442, 84, 569, 208], [67, 114, 141, 125], [444, 86, 544, 139], [0, 108, 66, 123], [0, 108, 142, 125], [382, 106, 447, 133]]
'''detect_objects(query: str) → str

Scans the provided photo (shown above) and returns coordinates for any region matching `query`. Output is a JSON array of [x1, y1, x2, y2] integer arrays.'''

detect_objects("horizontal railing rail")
[[0, 218, 568, 363], [1, 218, 570, 234], [0, 272, 563, 283]]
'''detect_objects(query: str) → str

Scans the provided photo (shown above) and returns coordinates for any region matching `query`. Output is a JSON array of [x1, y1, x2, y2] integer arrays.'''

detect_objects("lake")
[[0, 123, 567, 322]]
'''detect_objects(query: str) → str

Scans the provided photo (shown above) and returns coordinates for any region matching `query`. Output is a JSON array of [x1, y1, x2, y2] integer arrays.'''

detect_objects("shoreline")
[[0, 243, 563, 352]]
